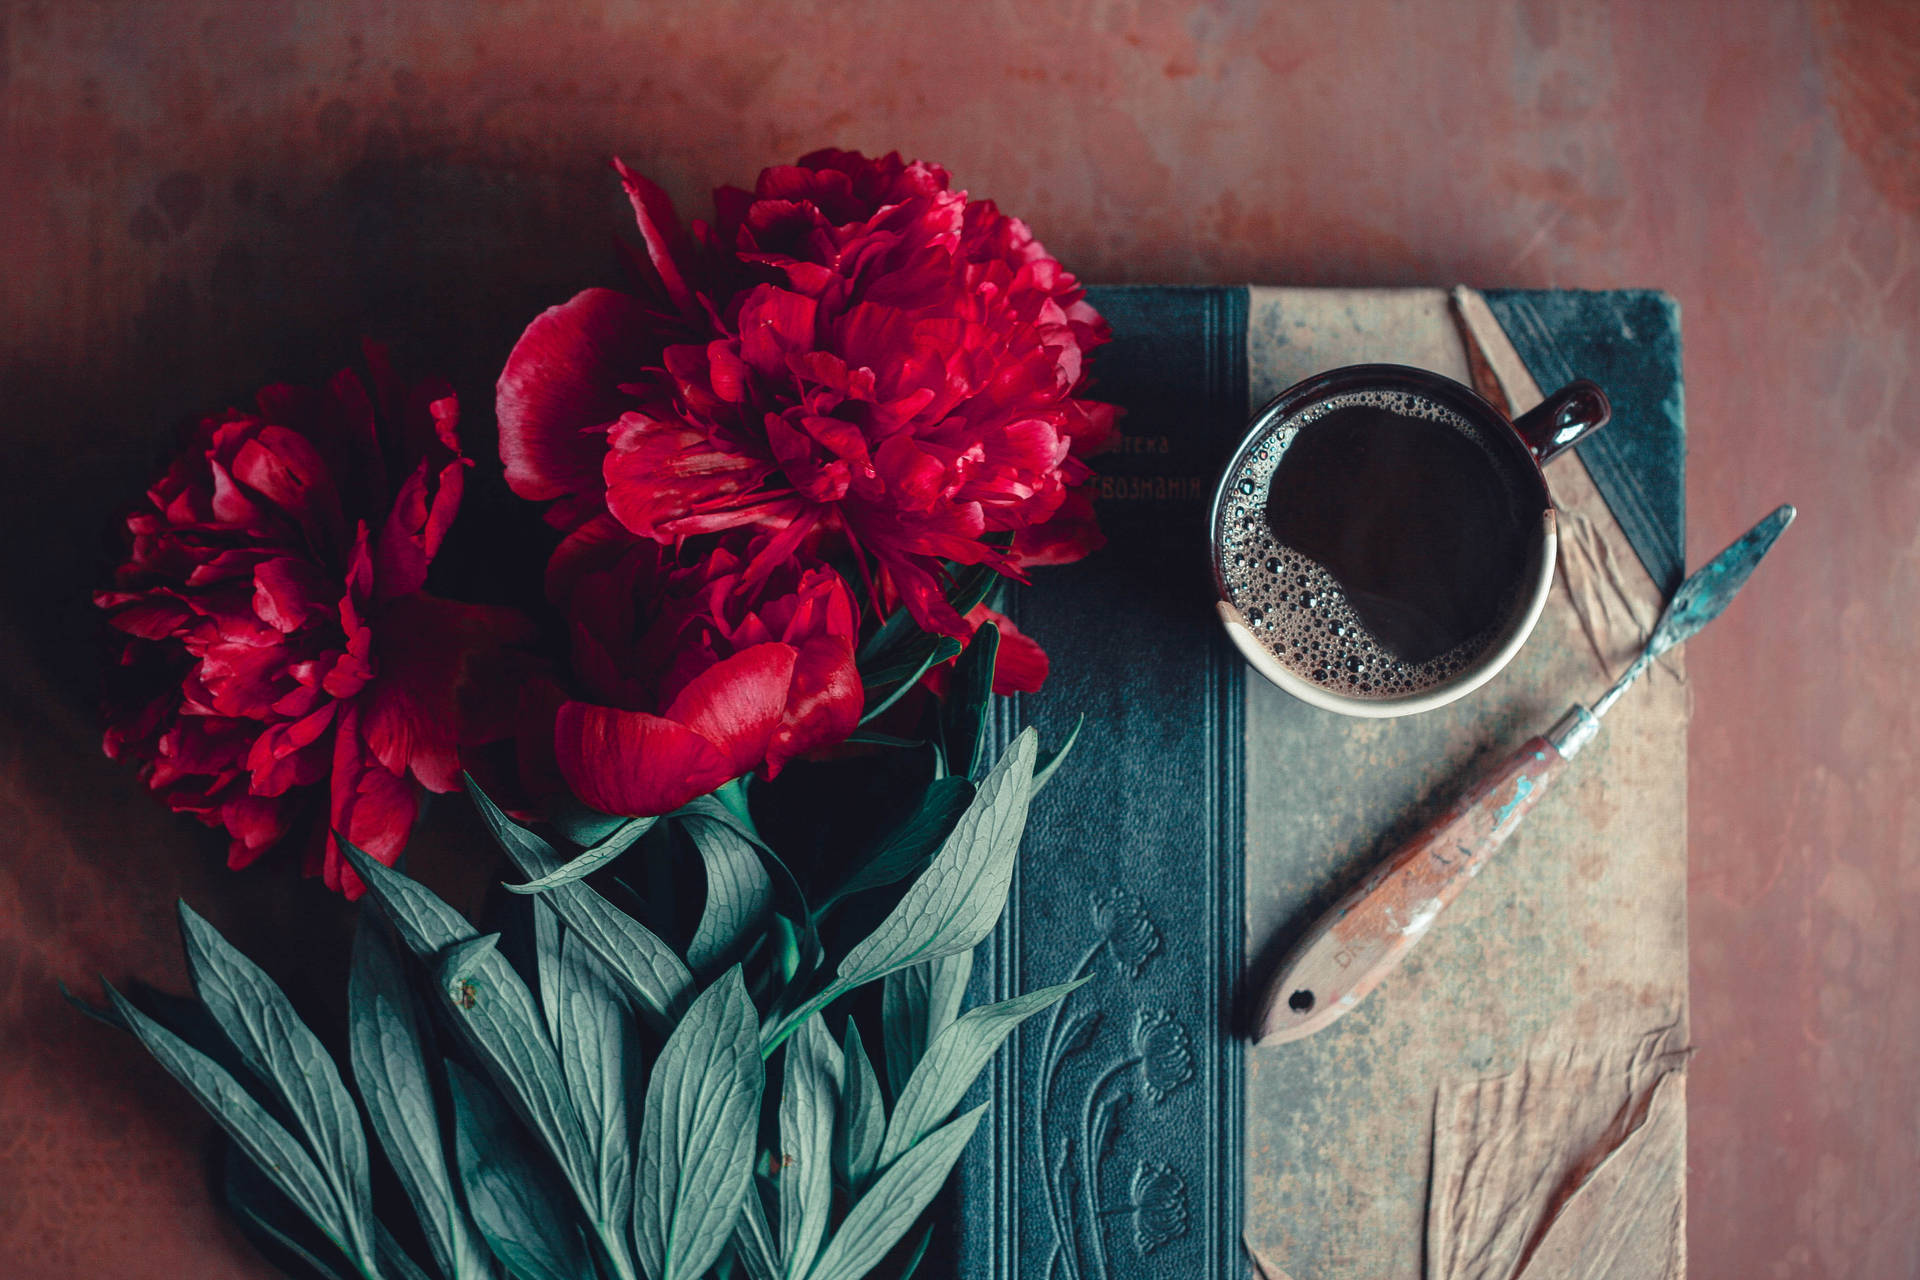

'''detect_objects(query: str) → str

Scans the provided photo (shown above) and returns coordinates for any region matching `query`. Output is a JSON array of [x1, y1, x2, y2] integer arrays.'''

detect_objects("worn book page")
[[1239, 288, 1688, 1280]]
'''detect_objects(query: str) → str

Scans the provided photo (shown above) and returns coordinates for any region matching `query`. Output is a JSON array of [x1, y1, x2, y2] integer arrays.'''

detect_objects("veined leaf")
[[550, 798, 630, 847], [880, 952, 972, 1101], [1030, 714, 1084, 799], [673, 794, 811, 923], [429, 936, 598, 1226], [220, 1143, 357, 1280], [442, 934, 503, 998], [557, 933, 636, 1240], [465, 788, 693, 1025], [878, 978, 1087, 1168], [533, 898, 564, 1046], [448, 1062, 594, 1280], [833, 1021, 885, 1194], [835, 729, 1035, 990], [777, 1015, 841, 1280], [683, 814, 773, 975], [635, 968, 764, 1280], [343, 844, 606, 1250], [760, 731, 1036, 1056], [938, 621, 999, 782], [732, 1186, 780, 1280], [349, 917, 493, 1280], [176, 903, 375, 1266], [803, 1106, 988, 1280], [102, 982, 356, 1265], [376, 1222, 439, 1280], [503, 816, 655, 894], [817, 779, 975, 917], [340, 839, 477, 956]]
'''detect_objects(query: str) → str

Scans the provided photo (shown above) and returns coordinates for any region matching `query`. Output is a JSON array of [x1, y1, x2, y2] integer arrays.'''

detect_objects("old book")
[[948, 285, 1689, 1280]]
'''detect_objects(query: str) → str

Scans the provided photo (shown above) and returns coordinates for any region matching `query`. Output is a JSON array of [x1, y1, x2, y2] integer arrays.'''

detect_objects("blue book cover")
[[946, 286, 1686, 1280]]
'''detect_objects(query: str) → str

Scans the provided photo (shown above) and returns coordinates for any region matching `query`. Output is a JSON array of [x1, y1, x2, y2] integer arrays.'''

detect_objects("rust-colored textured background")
[[2, 2, 1915, 1277]]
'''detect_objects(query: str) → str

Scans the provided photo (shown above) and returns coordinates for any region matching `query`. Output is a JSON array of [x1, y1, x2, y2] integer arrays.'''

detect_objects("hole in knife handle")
[[1288, 989, 1315, 1014]]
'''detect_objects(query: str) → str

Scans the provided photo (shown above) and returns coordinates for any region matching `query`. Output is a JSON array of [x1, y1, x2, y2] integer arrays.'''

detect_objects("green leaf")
[[341, 839, 478, 957], [938, 620, 999, 782], [531, 898, 564, 1045], [833, 1021, 885, 1194], [220, 1144, 357, 1280], [817, 779, 975, 917], [635, 968, 766, 1280], [102, 981, 356, 1264], [731, 1188, 780, 1280], [1030, 714, 1084, 799], [683, 814, 774, 975], [442, 934, 503, 999], [777, 1015, 841, 1279], [878, 978, 1086, 1169], [859, 637, 963, 725], [856, 562, 999, 668], [344, 845, 608, 1251], [804, 1106, 988, 1280], [887, 1222, 935, 1280], [429, 935, 598, 1222], [557, 933, 636, 1242], [503, 816, 656, 894], [176, 903, 376, 1266], [349, 917, 493, 1280], [840, 730, 925, 750], [550, 798, 630, 847], [835, 729, 1036, 990], [448, 1061, 594, 1280], [880, 952, 972, 1101], [463, 792, 693, 1025], [377, 1223, 440, 1280], [674, 793, 811, 923], [759, 731, 1036, 1057]]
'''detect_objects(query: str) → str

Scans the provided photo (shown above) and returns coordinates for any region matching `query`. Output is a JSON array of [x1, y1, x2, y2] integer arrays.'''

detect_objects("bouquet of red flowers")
[[79, 150, 1112, 1280]]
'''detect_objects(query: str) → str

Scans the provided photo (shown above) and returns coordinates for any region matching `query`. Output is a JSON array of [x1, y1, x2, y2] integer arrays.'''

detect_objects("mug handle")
[[1512, 379, 1611, 464]]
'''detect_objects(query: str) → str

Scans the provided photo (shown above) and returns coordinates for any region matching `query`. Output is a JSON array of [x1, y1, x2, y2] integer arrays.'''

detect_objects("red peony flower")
[[542, 517, 862, 816], [97, 347, 538, 896], [497, 150, 1114, 649]]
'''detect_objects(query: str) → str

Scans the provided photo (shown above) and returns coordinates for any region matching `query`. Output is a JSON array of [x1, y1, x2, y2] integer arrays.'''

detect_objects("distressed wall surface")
[[1, 2, 1914, 1277]]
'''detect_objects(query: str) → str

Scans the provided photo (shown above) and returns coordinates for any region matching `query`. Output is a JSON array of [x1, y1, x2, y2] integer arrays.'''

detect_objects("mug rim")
[[1209, 363, 1559, 719]]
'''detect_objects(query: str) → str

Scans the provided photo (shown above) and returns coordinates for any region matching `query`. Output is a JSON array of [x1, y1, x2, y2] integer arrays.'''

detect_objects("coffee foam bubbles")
[[1216, 388, 1515, 700]]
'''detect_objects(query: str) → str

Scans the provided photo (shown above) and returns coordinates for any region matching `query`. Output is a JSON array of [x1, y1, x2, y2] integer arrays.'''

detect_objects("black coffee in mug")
[[1218, 387, 1533, 699]]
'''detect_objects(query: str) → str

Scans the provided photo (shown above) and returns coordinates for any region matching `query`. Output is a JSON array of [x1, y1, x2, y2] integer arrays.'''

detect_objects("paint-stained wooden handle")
[[1255, 735, 1567, 1045]]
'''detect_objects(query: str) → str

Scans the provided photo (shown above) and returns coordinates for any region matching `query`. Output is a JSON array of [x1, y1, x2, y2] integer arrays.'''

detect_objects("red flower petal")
[[246, 703, 338, 797], [496, 287, 654, 515], [662, 642, 798, 778], [221, 794, 294, 869], [230, 424, 345, 549], [614, 157, 698, 318], [1011, 485, 1106, 568], [362, 593, 542, 794], [324, 705, 419, 899], [602, 409, 777, 541], [971, 605, 1049, 694], [554, 701, 736, 817], [763, 634, 861, 776], [252, 557, 333, 633], [373, 454, 467, 601]]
